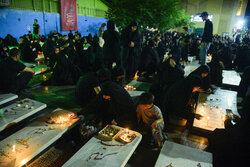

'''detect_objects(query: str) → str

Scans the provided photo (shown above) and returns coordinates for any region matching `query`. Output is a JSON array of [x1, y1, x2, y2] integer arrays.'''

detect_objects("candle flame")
[[12, 145, 15, 152]]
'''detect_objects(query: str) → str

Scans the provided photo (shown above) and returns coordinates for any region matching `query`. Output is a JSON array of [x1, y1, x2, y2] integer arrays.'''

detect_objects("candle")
[[44, 86, 49, 91], [125, 128, 129, 134], [12, 145, 15, 153]]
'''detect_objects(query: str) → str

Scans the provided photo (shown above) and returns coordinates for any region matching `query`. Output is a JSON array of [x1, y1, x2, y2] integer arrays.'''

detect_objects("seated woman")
[[0, 48, 34, 94], [75, 68, 111, 108], [158, 57, 184, 88], [208, 44, 224, 86], [189, 65, 212, 93], [139, 39, 160, 78], [43, 47, 82, 85], [162, 75, 202, 127], [80, 81, 136, 128]]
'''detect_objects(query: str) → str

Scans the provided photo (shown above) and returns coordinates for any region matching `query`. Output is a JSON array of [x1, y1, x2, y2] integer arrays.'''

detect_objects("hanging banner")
[[60, 0, 78, 31]]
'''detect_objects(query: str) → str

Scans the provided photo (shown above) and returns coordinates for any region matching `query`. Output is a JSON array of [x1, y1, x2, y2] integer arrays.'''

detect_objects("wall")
[[0, 8, 107, 39], [180, 0, 248, 35], [0, 0, 108, 40]]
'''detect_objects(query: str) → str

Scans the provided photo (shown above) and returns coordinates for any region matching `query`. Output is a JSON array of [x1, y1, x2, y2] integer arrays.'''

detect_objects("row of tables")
[[0, 93, 80, 167], [0, 57, 242, 167]]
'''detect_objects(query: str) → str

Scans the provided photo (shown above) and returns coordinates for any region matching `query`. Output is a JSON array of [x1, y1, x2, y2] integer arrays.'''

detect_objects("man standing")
[[199, 12, 213, 65], [180, 27, 191, 66], [32, 19, 40, 40]]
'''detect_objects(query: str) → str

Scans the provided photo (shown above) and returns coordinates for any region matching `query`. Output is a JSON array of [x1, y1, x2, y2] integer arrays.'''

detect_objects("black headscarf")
[[190, 65, 211, 90]]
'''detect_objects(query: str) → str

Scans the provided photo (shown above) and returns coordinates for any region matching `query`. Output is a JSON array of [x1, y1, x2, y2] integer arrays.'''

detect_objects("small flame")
[[12, 145, 15, 152], [133, 70, 139, 81]]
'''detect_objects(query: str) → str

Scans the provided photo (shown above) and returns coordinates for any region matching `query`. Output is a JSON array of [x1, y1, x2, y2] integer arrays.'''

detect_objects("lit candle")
[[44, 86, 49, 91], [12, 145, 15, 153], [125, 128, 129, 134]]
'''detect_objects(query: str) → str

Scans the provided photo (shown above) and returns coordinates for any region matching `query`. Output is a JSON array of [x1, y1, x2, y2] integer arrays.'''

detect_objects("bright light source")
[[236, 20, 244, 29], [20, 158, 28, 166]]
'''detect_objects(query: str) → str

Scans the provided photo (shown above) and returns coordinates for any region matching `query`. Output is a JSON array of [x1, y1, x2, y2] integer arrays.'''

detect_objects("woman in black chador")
[[162, 75, 202, 127], [121, 21, 142, 81], [103, 20, 121, 69], [189, 64, 211, 93], [139, 39, 160, 78]]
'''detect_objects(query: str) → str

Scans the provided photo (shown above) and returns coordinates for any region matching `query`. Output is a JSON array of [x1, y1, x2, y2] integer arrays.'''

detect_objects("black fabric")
[[121, 22, 142, 80], [0, 57, 26, 92], [9, 72, 33, 93], [157, 58, 184, 87], [162, 75, 201, 124], [238, 66, 250, 97], [103, 21, 121, 69], [202, 19, 213, 43], [189, 65, 211, 90], [49, 51, 82, 85], [101, 81, 136, 127], [139, 46, 160, 75], [75, 72, 100, 107], [33, 24, 40, 34], [156, 40, 166, 62], [207, 96, 250, 167]]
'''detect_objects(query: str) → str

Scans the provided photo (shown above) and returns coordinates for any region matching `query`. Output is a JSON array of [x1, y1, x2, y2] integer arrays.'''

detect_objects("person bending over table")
[[189, 64, 212, 94], [162, 75, 203, 128], [0, 48, 34, 94]]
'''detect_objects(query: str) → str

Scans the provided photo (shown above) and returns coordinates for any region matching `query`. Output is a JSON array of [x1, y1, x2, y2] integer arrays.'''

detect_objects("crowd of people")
[[0, 16, 249, 166]]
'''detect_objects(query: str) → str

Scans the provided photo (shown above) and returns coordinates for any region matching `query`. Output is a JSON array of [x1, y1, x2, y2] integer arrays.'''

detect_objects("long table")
[[222, 70, 241, 86], [0, 108, 79, 167], [193, 88, 239, 131], [0, 98, 46, 132], [155, 141, 212, 167], [0, 94, 18, 106], [62, 126, 142, 167]]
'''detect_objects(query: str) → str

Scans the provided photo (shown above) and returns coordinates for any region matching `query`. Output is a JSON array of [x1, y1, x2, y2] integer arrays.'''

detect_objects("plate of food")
[[98, 125, 122, 140]]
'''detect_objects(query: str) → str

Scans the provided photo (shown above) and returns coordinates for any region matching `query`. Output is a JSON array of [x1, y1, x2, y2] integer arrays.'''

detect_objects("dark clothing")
[[189, 65, 211, 90], [121, 24, 142, 80], [43, 39, 56, 67], [235, 45, 250, 71], [202, 19, 213, 43], [83, 81, 136, 127], [221, 45, 233, 70], [33, 24, 40, 35], [157, 58, 184, 87], [208, 49, 223, 86], [238, 66, 250, 97], [207, 95, 250, 167], [139, 46, 160, 75], [0, 57, 32, 93], [103, 29, 121, 69], [162, 76, 200, 125], [180, 34, 190, 62], [75, 72, 100, 108], [48, 52, 81, 85], [156, 40, 166, 62]]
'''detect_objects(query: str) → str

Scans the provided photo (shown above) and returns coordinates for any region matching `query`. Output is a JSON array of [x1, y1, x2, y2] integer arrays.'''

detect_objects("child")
[[136, 92, 165, 147]]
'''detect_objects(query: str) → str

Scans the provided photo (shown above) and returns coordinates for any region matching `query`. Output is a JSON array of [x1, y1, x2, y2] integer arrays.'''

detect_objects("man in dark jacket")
[[199, 12, 213, 65]]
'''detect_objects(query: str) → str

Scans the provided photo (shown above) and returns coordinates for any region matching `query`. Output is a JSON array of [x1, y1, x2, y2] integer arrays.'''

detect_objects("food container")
[[98, 125, 122, 140], [117, 130, 136, 144]]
